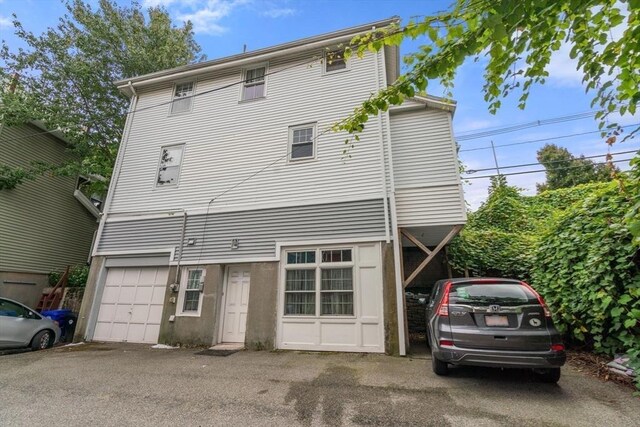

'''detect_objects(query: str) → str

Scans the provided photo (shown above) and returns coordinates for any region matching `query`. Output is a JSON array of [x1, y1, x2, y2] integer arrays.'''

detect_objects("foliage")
[[626, 155, 640, 246], [447, 177, 538, 279], [0, 0, 203, 192], [0, 164, 34, 190], [48, 265, 90, 288], [531, 182, 640, 388], [339, 0, 639, 137], [536, 144, 616, 192]]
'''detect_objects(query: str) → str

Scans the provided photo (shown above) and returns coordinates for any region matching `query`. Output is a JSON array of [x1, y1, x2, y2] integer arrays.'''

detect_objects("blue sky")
[[1, 0, 638, 209]]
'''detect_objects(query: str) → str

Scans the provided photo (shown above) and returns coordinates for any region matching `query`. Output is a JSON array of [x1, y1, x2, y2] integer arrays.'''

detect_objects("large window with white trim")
[[284, 248, 354, 316]]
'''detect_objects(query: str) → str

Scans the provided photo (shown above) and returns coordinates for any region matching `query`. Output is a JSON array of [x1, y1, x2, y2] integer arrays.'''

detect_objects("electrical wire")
[[455, 111, 608, 142], [459, 123, 640, 153], [463, 149, 639, 174], [464, 158, 633, 180]]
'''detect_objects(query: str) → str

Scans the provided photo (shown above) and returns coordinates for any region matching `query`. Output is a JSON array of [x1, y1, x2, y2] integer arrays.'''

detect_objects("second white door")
[[221, 266, 251, 343]]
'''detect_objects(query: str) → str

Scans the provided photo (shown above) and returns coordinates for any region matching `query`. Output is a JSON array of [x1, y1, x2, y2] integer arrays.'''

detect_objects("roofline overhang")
[[115, 17, 400, 97], [389, 95, 457, 115]]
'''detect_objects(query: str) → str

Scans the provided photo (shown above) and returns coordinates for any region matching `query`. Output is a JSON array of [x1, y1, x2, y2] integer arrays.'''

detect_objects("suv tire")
[[536, 368, 561, 383], [432, 355, 449, 376]]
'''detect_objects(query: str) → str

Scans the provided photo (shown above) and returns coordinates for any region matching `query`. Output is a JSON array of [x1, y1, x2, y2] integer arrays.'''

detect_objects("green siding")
[[0, 123, 97, 274]]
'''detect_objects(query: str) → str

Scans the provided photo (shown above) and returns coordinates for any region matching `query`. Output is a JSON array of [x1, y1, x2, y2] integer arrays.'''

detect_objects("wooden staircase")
[[36, 266, 69, 312]]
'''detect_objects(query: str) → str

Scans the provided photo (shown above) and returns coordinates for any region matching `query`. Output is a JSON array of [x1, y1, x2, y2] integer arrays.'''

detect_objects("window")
[[178, 269, 204, 316], [171, 81, 194, 114], [156, 144, 184, 187], [320, 268, 353, 315], [283, 248, 354, 317], [0, 298, 38, 318], [242, 66, 266, 101], [289, 124, 315, 160], [325, 50, 347, 73]]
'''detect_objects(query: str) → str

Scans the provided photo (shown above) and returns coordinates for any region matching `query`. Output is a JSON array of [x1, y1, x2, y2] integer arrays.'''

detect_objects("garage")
[[93, 266, 168, 343], [277, 242, 385, 353]]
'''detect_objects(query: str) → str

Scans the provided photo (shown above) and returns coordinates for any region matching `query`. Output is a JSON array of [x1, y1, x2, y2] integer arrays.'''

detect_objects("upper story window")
[[170, 81, 195, 114], [324, 49, 347, 73], [241, 66, 266, 101], [289, 124, 315, 161], [156, 144, 184, 187]]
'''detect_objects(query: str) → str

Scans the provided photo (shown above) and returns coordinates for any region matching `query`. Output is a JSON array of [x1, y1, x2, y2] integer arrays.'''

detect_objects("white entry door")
[[221, 266, 251, 343], [93, 266, 168, 344]]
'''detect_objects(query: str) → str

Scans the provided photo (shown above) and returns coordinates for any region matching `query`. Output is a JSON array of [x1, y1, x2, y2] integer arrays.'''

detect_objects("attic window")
[[171, 82, 194, 114], [242, 66, 266, 101], [325, 50, 347, 73]]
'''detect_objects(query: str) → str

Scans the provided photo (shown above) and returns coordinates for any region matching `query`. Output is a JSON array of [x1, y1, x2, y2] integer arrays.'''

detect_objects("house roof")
[[115, 17, 400, 96]]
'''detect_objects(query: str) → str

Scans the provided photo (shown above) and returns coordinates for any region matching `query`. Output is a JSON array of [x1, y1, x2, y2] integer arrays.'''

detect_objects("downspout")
[[173, 211, 188, 284], [373, 50, 391, 243], [384, 110, 407, 356]]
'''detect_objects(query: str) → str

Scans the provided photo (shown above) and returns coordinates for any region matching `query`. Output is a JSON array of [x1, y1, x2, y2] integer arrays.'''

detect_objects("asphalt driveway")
[[0, 343, 638, 426]]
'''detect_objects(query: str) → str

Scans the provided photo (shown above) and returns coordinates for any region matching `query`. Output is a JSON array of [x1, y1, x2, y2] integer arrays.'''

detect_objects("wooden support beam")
[[403, 225, 463, 288], [400, 229, 431, 255]]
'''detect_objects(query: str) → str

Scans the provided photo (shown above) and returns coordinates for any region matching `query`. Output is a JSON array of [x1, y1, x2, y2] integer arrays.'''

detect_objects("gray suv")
[[426, 278, 566, 383]]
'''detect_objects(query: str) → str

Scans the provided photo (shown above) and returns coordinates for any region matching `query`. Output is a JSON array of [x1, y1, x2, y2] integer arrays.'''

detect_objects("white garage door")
[[277, 242, 385, 353], [93, 266, 168, 343]]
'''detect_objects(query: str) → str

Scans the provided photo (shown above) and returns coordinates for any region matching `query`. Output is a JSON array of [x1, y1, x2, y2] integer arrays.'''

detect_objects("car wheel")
[[535, 368, 561, 383], [432, 355, 449, 376], [31, 330, 53, 351]]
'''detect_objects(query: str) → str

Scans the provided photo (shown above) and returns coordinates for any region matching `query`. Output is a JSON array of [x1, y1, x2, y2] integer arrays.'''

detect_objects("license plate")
[[485, 315, 509, 327]]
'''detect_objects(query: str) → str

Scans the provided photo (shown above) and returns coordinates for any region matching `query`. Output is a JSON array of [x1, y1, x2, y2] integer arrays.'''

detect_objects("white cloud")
[[262, 7, 295, 18], [176, 0, 248, 35], [0, 15, 12, 29]]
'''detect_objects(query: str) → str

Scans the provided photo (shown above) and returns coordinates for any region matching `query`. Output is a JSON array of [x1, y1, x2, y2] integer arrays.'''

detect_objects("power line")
[[454, 110, 634, 142], [464, 158, 633, 180], [464, 149, 639, 174], [459, 123, 640, 152]]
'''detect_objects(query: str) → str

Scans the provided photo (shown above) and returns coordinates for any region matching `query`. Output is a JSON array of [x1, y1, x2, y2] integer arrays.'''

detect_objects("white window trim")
[[154, 143, 185, 189], [322, 49, 350, 75], [176, 267, 205, 317], [288, 122, 317, 162], [239, 62, 268, 103], [168, 79, 197, 116], [282, 247, 356, 318]]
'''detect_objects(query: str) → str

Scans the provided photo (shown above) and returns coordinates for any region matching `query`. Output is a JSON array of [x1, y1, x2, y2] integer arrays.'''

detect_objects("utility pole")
[[490, 140, 501, 175]]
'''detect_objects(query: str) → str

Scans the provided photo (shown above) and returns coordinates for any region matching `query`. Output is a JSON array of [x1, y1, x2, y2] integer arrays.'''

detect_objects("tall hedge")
[[531, 182, 640, 384]]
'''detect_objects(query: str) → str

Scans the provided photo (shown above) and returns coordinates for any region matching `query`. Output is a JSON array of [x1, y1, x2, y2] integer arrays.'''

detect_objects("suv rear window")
[[449, 283, 539, 306]]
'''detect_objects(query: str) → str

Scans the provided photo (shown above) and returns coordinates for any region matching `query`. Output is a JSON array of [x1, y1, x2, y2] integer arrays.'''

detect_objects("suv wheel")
[[535, 368, 561, 383], [432, 355, 449, 376]]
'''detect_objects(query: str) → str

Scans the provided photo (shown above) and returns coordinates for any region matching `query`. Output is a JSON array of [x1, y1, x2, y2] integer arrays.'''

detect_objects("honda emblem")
[[489, 304, 501, 312]]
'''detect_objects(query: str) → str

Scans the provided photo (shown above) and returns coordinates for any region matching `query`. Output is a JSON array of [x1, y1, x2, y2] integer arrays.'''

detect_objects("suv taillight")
[[436, 281, 452, 317], [521, 281, 552, 318]]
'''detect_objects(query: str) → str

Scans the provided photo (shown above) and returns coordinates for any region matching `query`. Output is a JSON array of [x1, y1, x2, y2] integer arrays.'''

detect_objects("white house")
[[75, 18, 466, 355]]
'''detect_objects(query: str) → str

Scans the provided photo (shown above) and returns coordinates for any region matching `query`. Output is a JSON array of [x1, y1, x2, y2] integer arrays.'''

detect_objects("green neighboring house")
[[0, 121, 99, 307]]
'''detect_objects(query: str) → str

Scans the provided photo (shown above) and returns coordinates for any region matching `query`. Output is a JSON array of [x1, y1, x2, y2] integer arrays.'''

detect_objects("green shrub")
[[48, 265, 89, 288], [531, 181, 640, 388]]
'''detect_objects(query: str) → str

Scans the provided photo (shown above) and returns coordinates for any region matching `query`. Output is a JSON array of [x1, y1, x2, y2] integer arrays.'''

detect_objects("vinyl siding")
[[390, 109, 466, 226], [97, 199, 386, 261], [108, 49, 386, 215], [0, 123, 97, 273]]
